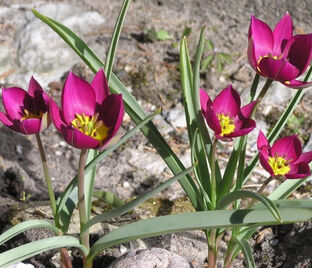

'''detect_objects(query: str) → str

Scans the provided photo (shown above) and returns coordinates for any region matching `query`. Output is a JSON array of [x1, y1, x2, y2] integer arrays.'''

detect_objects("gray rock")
[[108, 248, 194, 268], [164, 106, 187, 129]]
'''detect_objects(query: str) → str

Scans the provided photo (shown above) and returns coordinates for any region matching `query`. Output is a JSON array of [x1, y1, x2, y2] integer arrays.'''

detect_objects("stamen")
[[217, 113, 235, 136], [268, 155, 290, 176]]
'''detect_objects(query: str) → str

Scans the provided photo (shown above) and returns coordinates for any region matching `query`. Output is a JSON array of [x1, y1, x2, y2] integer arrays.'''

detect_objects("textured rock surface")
[[108, 248, 194, 268]]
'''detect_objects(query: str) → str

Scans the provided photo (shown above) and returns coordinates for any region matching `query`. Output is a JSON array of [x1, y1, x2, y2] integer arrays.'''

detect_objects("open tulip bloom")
[[257, 131, 312, 179], [50, 69, 124, 149], [0, 77, 51, 134], [200, 85, 257, 140], [248, 13, 312, 89]]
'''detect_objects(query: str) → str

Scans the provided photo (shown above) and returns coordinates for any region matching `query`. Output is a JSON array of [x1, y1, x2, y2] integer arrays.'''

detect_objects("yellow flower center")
[[217, 113, 235, 136], [21, 109, 44, 121], [256, 53, 283, 73], [268, 155, 290, 176], [71, 112, 110, 142]]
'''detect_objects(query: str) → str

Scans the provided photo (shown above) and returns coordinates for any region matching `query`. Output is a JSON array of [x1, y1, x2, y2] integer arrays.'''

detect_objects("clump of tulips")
[[0, 3, 312, 268]]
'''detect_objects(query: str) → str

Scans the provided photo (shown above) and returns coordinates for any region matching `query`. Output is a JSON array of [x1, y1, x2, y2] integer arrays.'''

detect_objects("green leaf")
[[143, 28, 158, 42], [93, 190, 125, 207], [201, 54, 214, 71], [156, 29, 172, 40], [0, 220, 59, 246], [105, 0, 130, 82], [216, 190, 281, 221], [182, 26, 192, 38], [87, 206, 312, 261], [33, 9, 200, 210], [55, 110, 161, 224], [205, 39, 214, 50], [85, 149, 97, 223], [84, 165, 194, 232], [0, 236, 87, 267], [231, 237, 255, 268]]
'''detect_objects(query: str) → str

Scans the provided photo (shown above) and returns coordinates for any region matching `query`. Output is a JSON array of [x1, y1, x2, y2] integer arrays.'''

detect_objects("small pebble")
[[16, 144, 23, 154], [123, 181, 130, 188], [59, 141, 67, 147], [55, 150, 62, 156], [120, 244, 128, 254], [269, 238, 279, 246]]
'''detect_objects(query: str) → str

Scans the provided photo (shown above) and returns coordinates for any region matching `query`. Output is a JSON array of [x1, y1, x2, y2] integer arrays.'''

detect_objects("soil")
[[0, 0, 312, 267]]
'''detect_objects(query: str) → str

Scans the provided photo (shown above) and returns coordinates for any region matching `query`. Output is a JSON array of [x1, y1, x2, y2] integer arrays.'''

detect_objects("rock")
[[108, 248, 194, 268], [164, 105, 187, 129], [7, 263, 34, 268]]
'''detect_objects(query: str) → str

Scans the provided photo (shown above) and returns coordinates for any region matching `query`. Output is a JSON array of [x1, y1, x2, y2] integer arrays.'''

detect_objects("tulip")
[[50, 69, 124, 149], [200, 85, 257, 140], [257, 131, 312, 178], [248, 13, 312, 89], [0, 77, 51, 134]]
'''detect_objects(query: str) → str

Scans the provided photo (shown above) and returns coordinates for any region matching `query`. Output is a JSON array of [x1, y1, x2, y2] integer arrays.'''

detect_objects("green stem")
[[207, 229, 217, 268], [256, 78, 273, 102], [248, 176, 273, 209], [35, 133, 57, 217], [78, 149, 90, 257], [210, 138, 218, 208]]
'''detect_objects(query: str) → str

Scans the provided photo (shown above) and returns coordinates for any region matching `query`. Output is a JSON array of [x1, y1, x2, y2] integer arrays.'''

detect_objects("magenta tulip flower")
[[0, 77, 51, 135], [248, 13, 312, 89], [257, 131, 312, 179], [200, 85, 257, 140], [50, 69, 124, 149]]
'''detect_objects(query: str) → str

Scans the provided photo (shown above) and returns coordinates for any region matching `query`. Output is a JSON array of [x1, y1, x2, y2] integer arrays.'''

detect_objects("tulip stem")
[[248, 176, 273, 209], [35, 133, 57, 217], [256, 78, 273, 101], [78, 149, 90, 261], [210, 138, 218, 208]]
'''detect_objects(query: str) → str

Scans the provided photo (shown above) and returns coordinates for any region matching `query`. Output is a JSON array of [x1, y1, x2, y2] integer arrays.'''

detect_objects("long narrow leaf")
[[87, 206, 312, 261], [93, 190, 125, 207], [216, 190, 281, 221], [105, 0, 130, 82], [0, 236, 87, 267], [83, 165, 194, 232], [180, 37, 211, 199], [56, 110, 161, 222], [33, 9, 200, 210], [231, 237, 256, 268], [0, 220, 59, 245]]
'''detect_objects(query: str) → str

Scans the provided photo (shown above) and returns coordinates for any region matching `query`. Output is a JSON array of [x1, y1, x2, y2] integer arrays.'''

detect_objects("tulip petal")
[[2, 87, 27, 120], [249, 15, 273, 60], [271, 135, 302, 161], [231, 118, 256, 138], [18, 118, 42, 135], [258, 147, 274, 176], [257, 130, 269, 150], [287, 34, 312, 76], [91, 69, 110, 106], [200, 88, 212, 116], [247, 37, 258, 71], [286, 162, 311, 179], [273, 13, 293, 55], [282, 79, 312, 89], [258, 57, 299, 82], [98, 94, 124, 146], [240, 100, 258, 118], [205, 106, 221, 135], [61, 127, 100, 149], [50, 99, 66, 132], [28, 76, 43, 96], [294, 151, 312, 164], [0, 111, 13, 127], [62, 72, 96, 123], [28, 77, 50, 113], [212, 85, 241, 117]]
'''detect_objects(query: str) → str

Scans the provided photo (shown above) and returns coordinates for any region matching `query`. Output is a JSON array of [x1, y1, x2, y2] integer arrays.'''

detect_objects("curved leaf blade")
[[88, 206, 312, 260], [231, 237, 255, 268], [216, 190, 281, 221], [0, 236, 87, 267], [0, 220, 59, 246]]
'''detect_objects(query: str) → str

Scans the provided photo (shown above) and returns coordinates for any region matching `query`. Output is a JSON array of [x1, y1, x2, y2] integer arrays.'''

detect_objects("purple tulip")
[[200, 85, 257, 140], [257, 131, 312, 179], [248, 13, 312, 89], [0, 77, 51, 134], [50, 69, 124, 149]]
